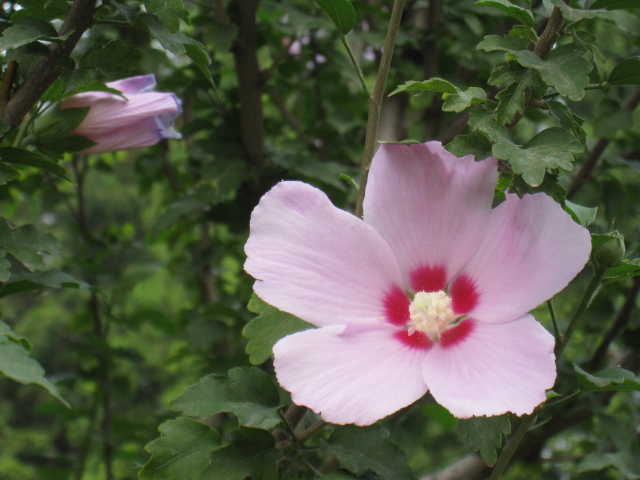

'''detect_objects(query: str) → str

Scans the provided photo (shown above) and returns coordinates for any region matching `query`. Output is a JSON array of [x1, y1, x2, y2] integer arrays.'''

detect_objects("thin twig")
[[297, 419, 328, 444], [355, 0, 406, 218], [555, 265, 608, 359], [341, 35, 370, 96]]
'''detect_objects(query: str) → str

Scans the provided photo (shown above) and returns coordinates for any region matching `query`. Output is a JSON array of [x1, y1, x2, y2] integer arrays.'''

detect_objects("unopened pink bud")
[[59, 75, 181, 154]]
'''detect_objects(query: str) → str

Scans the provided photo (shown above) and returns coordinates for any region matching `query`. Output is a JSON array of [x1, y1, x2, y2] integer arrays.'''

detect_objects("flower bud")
[[595, 235, 625, 266], [58, 75, 181, 154]]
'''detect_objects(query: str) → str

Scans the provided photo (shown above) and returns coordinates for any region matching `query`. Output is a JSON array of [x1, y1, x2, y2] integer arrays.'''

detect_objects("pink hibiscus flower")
[[245, 142, 591, 426]]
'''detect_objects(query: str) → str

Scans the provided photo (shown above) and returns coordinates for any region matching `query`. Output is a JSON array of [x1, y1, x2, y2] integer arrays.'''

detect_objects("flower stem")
[[555, 264, 608, 359], [355, 0, 406, 218], [489, 414, 535, 480], [340, 35, 370, 97], [12, 113, 30, 148], [490, 264, 607, 479]]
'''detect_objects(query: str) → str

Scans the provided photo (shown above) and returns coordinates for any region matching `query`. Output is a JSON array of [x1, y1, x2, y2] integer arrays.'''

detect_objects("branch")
[[0, 0, 98, 126], [533, 7, 564, 60], [231, 0, 265, 167], [355, 0, 407, 218]]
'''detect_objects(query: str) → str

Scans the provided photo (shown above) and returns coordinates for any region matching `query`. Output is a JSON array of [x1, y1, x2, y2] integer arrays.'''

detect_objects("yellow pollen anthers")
[[408, 290, 454, 338]]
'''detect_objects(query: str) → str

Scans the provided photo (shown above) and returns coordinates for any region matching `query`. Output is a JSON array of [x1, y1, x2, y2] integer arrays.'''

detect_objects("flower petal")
[[274, 325, 429, 425], [423, 316, 556, 418], [74, 92, 182, 135], [455, 193, 591, 323], [363, 142, 498, 290], [107, 74, 157, 94], [245, 181, 405, 327], [80, 118, 165, 154]]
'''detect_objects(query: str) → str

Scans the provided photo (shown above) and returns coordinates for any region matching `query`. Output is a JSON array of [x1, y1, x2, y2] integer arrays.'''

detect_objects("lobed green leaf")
[[0, 218, 60, 274], [144, 0, 187, 33], [515, 44, 592, 101], [139, 417, 222, 480], [200, 428, 281, 480], [171, 367, 282, 429], [319, 425, 416, 480], [0, 341, 68, 406], [458, 415, 511, 466], [243, 294, 312, 365], [575, 365, 640, 392], [492, 127, 583, 187]]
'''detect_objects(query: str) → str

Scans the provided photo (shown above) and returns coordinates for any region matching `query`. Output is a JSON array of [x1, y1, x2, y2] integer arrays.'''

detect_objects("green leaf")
[[10, 0, 70, 21], [591, 0, 640, 10], [608, 56, 640, 86], [445, 134, 492, 159], [443, 87, 487, 113], [35, 106, 90, 139], [319, 425, 415, 480], [80, 40, 143, 77], [139, 417, 222, 480], [141, 13, 199, 56], [604, 258, 640, 283], [243, 295, 312, 365], [515, 44, 592, 101], [495, 70, 532, 124], [144, 0, 187, 33], [0, 163, 21, 185], [546, 99, 586, 143], [200, 428, 281, 480], [390, 78, 458, 96], [171, 367, 282, 429], [458, 415, 511, 466], [578, 452, 640, 479], [0, 218, 60, 273], [477, 35, 528, 53], [564, 200, 597, 227], [315, 0, 357, 35], [0, 342, 68, 406], [492, 127, 583, 187], [0, 17, 61, 52], [549, 0, 602, 21], [474, 0, 534, 26], [575, 365, 640, 392], [184, 43, 217, 90], [0, 269, 90, 298], [0, 147, 70, 180], [469, 108, 512, 145]]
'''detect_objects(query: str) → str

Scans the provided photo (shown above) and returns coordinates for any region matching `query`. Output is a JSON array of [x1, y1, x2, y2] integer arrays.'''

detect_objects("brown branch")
[[0, 60, 18, 104], [533, 7, 564, 60], [231, 0, 265, 167], [1, 0, 98, 126], [567, 87, 640, 199]]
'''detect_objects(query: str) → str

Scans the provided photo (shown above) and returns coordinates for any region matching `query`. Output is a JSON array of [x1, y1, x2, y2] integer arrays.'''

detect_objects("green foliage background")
[[1, 0, 640, 479]]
